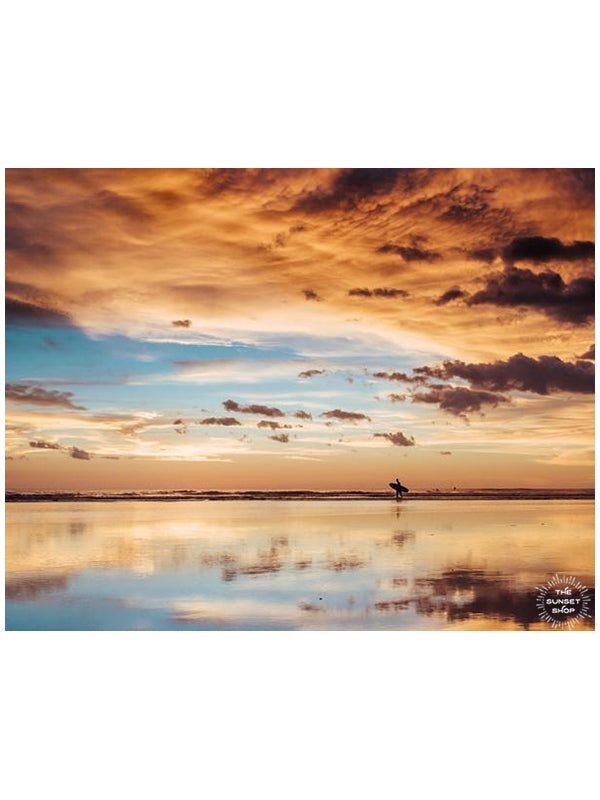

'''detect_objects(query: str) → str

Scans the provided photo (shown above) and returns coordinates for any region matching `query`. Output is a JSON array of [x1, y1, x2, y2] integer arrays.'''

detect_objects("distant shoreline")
[[5, 489, 595, 503]]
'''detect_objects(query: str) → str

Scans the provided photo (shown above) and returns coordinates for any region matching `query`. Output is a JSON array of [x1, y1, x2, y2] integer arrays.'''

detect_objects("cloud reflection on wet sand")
[[5, 500, 595, 630]]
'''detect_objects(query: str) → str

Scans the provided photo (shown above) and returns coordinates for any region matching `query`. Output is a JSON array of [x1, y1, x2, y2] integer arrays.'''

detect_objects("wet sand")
[[5, 499, 595, 631]]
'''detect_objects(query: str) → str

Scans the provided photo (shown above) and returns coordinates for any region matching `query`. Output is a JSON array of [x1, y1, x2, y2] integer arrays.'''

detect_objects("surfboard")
[[389, 482, 409, 493]]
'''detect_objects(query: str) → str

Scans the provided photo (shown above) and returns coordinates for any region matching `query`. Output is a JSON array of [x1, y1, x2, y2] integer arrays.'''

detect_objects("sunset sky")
[[5, 168, 595, 490]]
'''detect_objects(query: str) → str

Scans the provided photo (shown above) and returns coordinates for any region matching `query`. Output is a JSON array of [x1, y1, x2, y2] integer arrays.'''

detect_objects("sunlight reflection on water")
[[5, 500, 595, 631]]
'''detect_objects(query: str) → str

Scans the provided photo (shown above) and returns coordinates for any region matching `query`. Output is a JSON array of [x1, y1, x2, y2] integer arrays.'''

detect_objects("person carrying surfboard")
[[389, 477, 409, 500]]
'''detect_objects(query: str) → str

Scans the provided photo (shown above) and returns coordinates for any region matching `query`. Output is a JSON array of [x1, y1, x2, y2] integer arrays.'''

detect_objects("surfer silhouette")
[[389, 477, 409, 501]]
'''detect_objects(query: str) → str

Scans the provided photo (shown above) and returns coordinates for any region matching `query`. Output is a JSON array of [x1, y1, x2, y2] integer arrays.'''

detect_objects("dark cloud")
[[294, 410, 312, 420], [561, 168, 595, 202], [466, 266, 594, 324], [29, 439, 62, 450], [374, 431, 416, 447], [348, 287, 409, 298], [293, 168, 401, 213], [5, 297, 72, 327], [6, 279, 47, 299], [434, 287, 466, 306], [579, 344, 595, 360], [412, 365, 445, 379], [269, 433, 289, 443], [95, 190, 153, 223], [6, 168, 91, 190], [198, 168, 257, 196], [437, 185, 513, 228], [465, 236, 595, 268], [411, 386, 508, 416], [466, 247, 497, 263], [223, 399, 284, 417], [5, 224, 55, 260], [373, 287, 409, 298], [377, 243, 441, 262], [321, 409, 371, 422], [6, 383, 86, 410], [302, 289, 320, 301], [503, 236, 594, 264], [198, 168, 297, 198], [199, 417, 242, 426], [298, 369, 325, 378], [172, 319, 192, 328], [257, 421, 292, 430], [440, 451, 452, 455], [372, 371, 426, 384], [387, 393, 406, 402], [147, 190, 185, 209], [29, 439, 92, 460], [426, 354, 595, 395], [70, 446, 91, 460]]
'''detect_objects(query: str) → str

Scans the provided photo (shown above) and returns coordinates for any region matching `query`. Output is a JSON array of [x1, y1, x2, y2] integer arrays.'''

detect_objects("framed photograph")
[[5, 168, 594, 632]]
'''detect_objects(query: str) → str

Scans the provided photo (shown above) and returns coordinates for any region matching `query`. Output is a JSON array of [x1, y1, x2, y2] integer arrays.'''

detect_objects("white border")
[[2, 2, 597, 798]]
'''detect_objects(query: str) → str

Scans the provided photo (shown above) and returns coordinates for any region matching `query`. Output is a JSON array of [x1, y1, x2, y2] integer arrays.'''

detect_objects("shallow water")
[[5, 499, 595, 631]]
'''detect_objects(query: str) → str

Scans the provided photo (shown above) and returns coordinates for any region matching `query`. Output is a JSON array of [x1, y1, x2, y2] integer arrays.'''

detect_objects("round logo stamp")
[[535, 573, 592, 629]]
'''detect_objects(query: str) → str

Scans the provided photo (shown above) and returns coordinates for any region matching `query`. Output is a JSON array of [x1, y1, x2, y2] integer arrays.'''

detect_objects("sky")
[[5, 168, 595, 490]]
